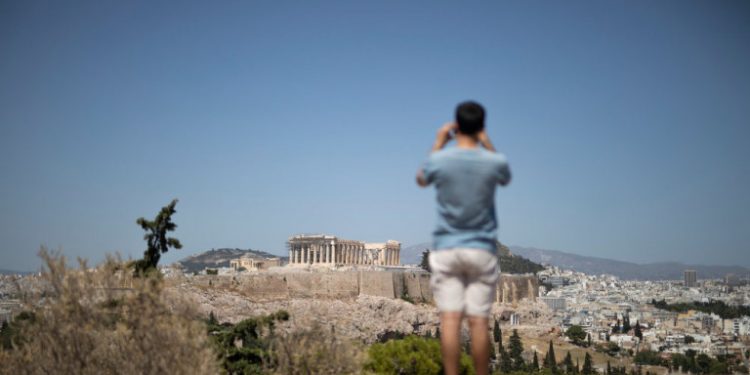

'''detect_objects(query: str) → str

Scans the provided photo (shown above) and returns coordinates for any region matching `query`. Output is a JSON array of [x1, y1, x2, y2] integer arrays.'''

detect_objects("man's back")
[[416, 101, 510, 375], [423, 147, 511, 253]]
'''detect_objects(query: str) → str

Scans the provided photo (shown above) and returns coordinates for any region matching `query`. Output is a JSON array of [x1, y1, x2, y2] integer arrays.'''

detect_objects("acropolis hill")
[[165, 234, 542, 343]]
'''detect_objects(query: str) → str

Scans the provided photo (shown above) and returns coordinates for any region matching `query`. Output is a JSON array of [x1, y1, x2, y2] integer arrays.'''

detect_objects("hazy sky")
[[1, 1, 749, 271]]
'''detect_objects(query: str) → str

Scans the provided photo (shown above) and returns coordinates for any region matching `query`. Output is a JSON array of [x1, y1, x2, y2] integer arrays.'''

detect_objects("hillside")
[[509, 246, 750, 281], [177, 248, 285, 273]]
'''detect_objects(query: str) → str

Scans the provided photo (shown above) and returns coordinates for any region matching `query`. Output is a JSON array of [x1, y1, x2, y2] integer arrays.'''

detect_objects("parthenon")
[[287, 234, 400, 266]]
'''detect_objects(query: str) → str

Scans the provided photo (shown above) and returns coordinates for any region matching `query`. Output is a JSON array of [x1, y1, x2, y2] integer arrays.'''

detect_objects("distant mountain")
[[509, 246, 750, 281], [0, 269, 33, 275], [177, 248, 285, 273]]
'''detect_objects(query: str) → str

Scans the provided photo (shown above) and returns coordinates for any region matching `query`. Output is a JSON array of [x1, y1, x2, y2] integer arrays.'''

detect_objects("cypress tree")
[[544, 340, 557, 372], [500, 347, 512, 373], [420, 250, 431, 272], [532, 351, 539, 372], [435, 327, 440, 339], [634, 320, 643, 340], [582, 352, 593, 375], [563, 352, 574, 373], [493, 319, 502, 344], [623, 316, 631, 333], [607, 361, 612, 375], [509, 329, 525, 370]]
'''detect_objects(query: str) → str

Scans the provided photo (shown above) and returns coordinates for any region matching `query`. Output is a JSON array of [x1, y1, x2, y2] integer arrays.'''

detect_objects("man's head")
[[455, 101, 485, 135]]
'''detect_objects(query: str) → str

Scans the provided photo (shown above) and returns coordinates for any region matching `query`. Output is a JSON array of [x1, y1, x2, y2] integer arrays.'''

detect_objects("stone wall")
[[176, 270, 536, 304]]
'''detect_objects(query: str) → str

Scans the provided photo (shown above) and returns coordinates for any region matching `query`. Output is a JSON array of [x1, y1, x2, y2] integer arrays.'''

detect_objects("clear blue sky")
[[1, 1, 749, 271]]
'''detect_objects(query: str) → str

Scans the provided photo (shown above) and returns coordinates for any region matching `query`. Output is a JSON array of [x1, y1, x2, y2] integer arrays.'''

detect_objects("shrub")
[[365, 335, 475, 375], [0, 248, 218, 375], [207, 310, 289, 374], [270, 323, 364, 374]]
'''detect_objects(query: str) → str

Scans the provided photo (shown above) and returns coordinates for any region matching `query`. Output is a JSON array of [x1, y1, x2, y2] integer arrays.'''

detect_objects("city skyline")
[[2, 1, 749, 271]]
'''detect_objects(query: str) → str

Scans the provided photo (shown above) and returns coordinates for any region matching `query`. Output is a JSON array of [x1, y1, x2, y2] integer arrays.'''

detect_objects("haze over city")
[[1, 1, 749, 272]]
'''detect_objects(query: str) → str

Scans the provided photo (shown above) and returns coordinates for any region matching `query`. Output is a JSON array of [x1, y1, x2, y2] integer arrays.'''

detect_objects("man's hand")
[[477, 129, 496, 152], [432, 122, 457, 152]]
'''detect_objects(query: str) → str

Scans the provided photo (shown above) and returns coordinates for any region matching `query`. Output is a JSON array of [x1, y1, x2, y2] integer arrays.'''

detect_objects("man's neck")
[[455, 133, 480, 149]]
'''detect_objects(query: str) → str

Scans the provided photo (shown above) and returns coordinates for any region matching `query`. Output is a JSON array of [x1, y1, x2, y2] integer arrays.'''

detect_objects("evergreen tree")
[[532, 351, 539, 372], [134, 199, 182, 275], [208, 311, 218, 325], [500, 347, 512, 373], [435, 327, 440, 339], [509, 329, 525, 370], [607, 361, 612, 375], [493, 319, 502, 344], [623, 316, 631, 333], [419, 250, 431, 272], [587, 333, 592, 347], [582, 352, 593, 375], [562, 351, 574, 373], [489, 338, 496, 361], [634, 320, 643, 340], [544, 340, 557, 373]]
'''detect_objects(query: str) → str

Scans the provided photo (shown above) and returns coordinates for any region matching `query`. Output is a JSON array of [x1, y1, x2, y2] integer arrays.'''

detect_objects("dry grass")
[[0, 247, 219, 375], [270, 323, 365, 375]]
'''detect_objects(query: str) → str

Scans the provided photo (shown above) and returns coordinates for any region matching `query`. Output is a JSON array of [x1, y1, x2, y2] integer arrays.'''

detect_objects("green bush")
[[364, 335, 474, 375]]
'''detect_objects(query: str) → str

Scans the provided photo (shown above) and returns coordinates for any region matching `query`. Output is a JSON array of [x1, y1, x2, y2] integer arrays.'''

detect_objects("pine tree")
[[532, 351, 539, 372], [544, 340, 557, 373], [563, 352, 575, 373], [509, 329, 525, 370], [134, 199, 182, 275], [582, 352, 593, 375]]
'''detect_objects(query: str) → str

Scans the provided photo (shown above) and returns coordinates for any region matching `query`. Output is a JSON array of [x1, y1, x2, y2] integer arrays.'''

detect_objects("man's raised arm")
[[416, 123, 456, 187]]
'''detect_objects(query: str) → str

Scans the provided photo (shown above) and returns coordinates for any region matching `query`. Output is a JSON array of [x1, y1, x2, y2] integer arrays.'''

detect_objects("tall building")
[[684, 269, 697, 287]]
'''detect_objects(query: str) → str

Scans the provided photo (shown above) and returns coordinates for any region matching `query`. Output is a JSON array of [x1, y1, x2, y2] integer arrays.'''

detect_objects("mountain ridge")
[[400, 243, 749, 280]]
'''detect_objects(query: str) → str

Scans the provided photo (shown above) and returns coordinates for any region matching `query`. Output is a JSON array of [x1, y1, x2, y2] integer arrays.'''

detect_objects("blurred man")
[[417, 101, 511, 375]]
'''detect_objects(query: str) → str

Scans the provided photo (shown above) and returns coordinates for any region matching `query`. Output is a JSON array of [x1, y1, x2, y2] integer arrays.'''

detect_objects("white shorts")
[[429, 248, 499, 317]]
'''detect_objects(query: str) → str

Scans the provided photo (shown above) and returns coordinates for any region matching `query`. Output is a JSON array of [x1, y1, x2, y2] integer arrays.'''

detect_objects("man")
[[416, 101, 511, 375]]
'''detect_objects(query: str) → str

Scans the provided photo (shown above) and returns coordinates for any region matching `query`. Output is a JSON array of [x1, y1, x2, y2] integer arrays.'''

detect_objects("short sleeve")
[[497, 158, 512, 186], [422, 156, 439, 185]]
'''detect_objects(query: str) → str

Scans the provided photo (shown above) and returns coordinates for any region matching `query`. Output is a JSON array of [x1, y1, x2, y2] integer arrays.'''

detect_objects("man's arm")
[[416, 123, 455, 187], [478, 129, 495, 152], [432, 122, 457, 152], [416, 169, 428, 187]]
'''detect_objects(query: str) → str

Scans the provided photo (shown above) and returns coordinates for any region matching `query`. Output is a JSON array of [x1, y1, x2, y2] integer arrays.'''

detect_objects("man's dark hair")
[[455, 101, 485, 135]]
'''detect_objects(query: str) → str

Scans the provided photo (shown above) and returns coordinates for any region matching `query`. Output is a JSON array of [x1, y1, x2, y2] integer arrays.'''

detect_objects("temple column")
[[332, 243, 336, 264]]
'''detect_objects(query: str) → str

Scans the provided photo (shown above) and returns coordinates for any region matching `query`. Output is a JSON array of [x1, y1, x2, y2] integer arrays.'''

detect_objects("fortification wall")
[[179, 270, 534, 304]]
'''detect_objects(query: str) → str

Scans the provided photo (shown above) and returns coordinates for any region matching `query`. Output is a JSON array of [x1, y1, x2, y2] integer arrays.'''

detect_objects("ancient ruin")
[[287, 234, 401, 266]]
